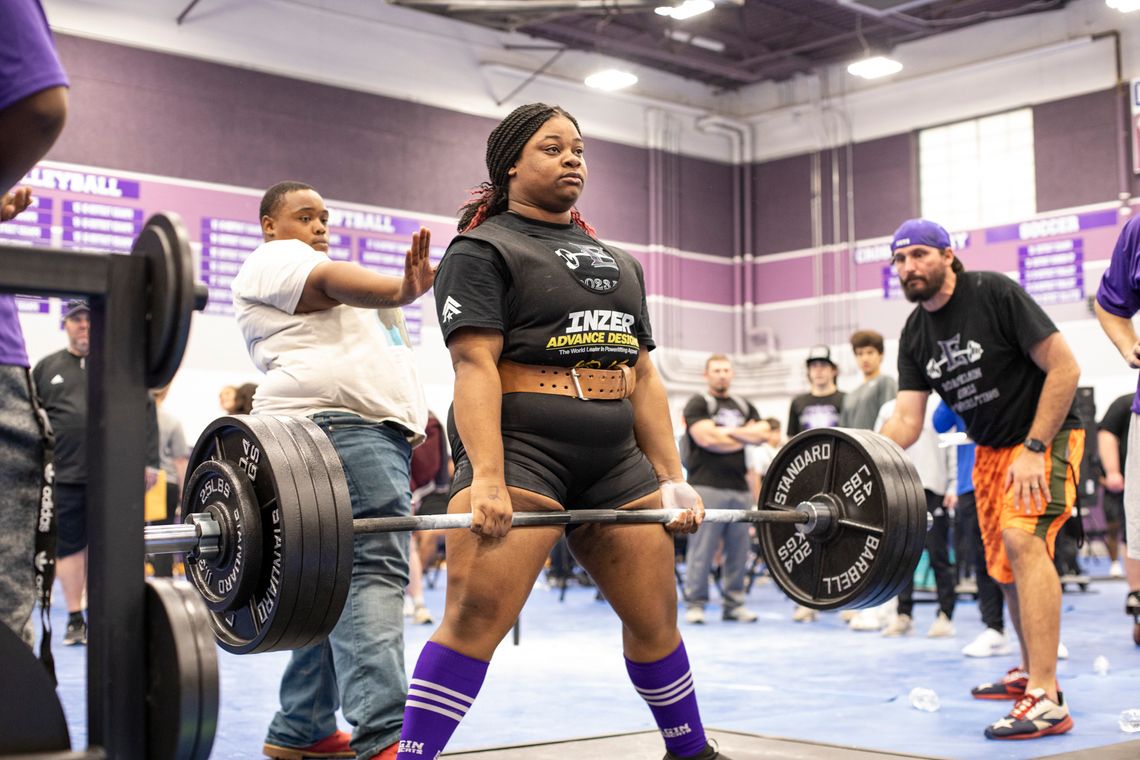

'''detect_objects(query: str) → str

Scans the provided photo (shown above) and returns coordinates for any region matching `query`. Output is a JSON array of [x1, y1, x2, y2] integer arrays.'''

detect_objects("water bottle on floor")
[[1120, 709, 1140, 733], [908, 687, 940, 712], [1093, 655, 1110, 676]]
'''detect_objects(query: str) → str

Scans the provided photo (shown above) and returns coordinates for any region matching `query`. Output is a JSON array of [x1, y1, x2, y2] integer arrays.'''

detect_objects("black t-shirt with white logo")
[[32, 348, 87, 483], [683, 394, 760, 491], [434, 212, 654, 368], [786, 390, 844, 437], [897, 271, 1080, 448]]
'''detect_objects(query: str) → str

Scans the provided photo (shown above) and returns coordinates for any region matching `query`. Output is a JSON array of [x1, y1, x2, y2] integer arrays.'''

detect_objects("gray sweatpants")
[[1125, 413, 1140, 561], [0, 365, 44, 646]]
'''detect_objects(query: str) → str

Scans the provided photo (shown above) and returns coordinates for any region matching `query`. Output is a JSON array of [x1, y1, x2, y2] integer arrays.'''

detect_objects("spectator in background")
[[218, 384, 238, 414], [839, 329, 897, 430], [33, 300, 160, 645], [839, 329, 899, 631], [406, 411, 450, 625], [148, 384, 190, 578], [233, 382, 257, 415], [875, 400, 957, 638], [1098, 393, 1131, 579], [786, 345, 844, 437], [682, 354, 766, 625], [787, 345, 843, 622], [0, 0, 69, 654]]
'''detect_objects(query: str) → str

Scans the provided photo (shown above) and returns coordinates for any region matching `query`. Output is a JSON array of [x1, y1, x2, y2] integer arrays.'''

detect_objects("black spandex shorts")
[[55, 482, 86, 558], [448, 393, 659, 511]]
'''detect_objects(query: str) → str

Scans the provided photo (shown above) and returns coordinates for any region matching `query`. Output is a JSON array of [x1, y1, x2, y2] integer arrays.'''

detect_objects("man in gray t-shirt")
[[839, 329, 897, 430]]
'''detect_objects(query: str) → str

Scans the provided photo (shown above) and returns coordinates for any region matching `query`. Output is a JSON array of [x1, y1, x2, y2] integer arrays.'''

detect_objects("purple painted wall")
[[852, 133, 918, 239], [753, 153, 813, 255], [1034, 88, 1123, 213], [45, 34, 732, 254]]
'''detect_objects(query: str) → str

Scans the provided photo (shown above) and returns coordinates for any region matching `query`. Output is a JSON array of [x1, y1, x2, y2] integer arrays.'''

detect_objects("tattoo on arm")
[[489, 486, 501, 500]]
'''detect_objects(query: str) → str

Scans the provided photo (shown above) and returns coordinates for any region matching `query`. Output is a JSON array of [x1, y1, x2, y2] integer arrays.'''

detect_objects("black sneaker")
[[663, 741, 731, 760], [63, 618, 87, 646]]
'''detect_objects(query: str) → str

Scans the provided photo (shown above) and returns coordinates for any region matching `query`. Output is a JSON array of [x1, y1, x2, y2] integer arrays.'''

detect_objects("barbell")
[[141, 415, 929, 655]]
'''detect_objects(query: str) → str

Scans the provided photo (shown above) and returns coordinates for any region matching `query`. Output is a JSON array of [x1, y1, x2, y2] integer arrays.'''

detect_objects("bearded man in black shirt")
[[880, 219, 1082, 741]]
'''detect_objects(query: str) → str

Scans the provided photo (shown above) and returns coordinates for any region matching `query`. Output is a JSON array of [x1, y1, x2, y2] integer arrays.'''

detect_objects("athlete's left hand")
[[1005, 450, 1047, 515], [397, 227, 437, 303], [660, 480, 704, 534]]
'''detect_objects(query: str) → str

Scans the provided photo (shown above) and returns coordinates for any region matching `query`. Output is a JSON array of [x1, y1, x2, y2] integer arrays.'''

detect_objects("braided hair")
[[458, 103, 595, 236]]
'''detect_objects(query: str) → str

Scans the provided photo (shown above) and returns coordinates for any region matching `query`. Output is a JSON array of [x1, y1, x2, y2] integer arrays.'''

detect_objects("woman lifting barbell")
[[395, 103, 730, 760]]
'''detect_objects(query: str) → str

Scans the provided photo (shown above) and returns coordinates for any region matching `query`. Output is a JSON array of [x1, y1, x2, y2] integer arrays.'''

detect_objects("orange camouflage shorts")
[[972, 429, 1084, 585]]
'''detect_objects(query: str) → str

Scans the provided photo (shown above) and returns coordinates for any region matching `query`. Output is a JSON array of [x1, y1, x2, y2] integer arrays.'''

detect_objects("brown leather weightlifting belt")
[[498, 360, 635, 401]]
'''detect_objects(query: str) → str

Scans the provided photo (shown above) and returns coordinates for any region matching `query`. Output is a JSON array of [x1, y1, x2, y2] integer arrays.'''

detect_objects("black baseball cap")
[[63, 299, 90, 320]]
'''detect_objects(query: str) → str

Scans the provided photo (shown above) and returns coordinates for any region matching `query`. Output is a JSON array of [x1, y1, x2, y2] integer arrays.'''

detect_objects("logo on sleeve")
[[554, 242, 620, 293], [440, 296, 462, 323]]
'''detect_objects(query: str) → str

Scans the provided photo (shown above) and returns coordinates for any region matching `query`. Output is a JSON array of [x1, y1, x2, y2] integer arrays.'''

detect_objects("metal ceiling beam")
[[807, 0, 928, 33], [388, 0, 658, 11]]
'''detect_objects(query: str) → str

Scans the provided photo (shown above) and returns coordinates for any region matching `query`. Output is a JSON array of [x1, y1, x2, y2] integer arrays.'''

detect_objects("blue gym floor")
[[46, 555, 1140, 759]]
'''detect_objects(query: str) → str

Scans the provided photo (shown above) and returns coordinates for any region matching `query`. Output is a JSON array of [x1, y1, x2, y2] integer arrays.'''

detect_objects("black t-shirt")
[[898, 271, 1081, 448], [683, 395, 760, 491], [786, 390, 844, 437], [31, 348, 161, 484], [32, 348, 87, 483], [433, 212, 654, 368], [1098, 393, 1132, 470]]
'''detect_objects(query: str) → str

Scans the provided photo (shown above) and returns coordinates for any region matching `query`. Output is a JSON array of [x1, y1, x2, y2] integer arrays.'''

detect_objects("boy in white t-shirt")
[[232, 181, 433, 760]]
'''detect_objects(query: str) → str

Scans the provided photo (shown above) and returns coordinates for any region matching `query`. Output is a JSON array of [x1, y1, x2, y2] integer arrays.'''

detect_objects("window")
[[919, 108, 1036, 231]]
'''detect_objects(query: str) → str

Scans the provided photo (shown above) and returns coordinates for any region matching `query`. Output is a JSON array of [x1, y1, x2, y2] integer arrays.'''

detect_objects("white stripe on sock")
[[409, 678, 476, 704], [407, 688, 473, 715], [634, 670, 692, 697], [638, 674, 694, 704], [642, 682, 696, 707], [405, 699, 465, 722]]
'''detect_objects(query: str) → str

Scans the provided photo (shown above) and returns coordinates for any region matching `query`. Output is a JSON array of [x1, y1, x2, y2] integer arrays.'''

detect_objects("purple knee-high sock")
[[397, 641, 488, 760], [625, 640, 708, 757]]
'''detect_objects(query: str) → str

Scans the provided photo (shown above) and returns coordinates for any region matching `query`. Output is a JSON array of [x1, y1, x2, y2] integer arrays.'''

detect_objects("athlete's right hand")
[[468, 476, 513, 537]]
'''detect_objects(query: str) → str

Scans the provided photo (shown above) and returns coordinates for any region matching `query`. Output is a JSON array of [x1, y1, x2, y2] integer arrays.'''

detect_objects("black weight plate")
[[830, 429, 903, 610], [757, 428, 893, 610], [842, 429, 920, 609], [819, 430, 908, 610], [872, 434, 930, 605], [184, 459, 262, 612], [172, 580, 219, 760], [276, 416, 353, 650], [291, 417, 354, 638], [185, 415, 306, 655], [146, 578, 202, 760], [131, 212, 197, 388], [254, 416, 332, 652]]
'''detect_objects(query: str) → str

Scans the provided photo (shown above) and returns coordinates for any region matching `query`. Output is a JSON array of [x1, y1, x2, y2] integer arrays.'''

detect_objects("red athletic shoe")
[[369, 741, 399, 760], [971, 667, 1028, 700], [263, 729, 354, 759]]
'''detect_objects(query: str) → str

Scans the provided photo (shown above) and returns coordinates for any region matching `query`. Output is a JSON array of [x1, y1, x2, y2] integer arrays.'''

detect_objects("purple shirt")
[[0, 0, 70, 111], [0, 0, 69, 366], [0, 296, 29, 367], [1095, 215, 1140, 414]]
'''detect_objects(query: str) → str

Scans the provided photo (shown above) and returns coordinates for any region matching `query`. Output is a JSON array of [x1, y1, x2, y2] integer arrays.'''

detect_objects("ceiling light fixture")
[[655, 0, 715, 20], [1106, 0, 1140, 12], [846, 55, 903, 79], [667, 29, 726, 53], [584, 69, 639, 91]]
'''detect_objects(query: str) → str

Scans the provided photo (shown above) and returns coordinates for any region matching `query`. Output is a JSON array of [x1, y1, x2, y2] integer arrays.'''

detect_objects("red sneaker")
[[263, 729, 354, 759], [971, 667, 1028, 700], [369, 741, 399, 760]]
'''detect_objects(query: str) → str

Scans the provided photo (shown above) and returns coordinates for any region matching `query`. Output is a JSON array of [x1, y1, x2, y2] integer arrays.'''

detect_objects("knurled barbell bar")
[[141, 416, 929, 655]]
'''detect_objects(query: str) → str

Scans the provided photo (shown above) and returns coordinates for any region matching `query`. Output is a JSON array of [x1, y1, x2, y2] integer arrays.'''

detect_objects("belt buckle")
[[569, 368, 589, 401]]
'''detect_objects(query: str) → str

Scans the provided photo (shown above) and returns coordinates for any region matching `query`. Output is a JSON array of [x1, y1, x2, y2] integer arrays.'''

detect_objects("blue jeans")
[[683, 486, 752, 612], [266, 413, 412, 757]]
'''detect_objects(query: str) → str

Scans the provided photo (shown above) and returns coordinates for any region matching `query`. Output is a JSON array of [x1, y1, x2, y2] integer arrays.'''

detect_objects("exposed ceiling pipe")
[[388, 0, 659, 11]]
